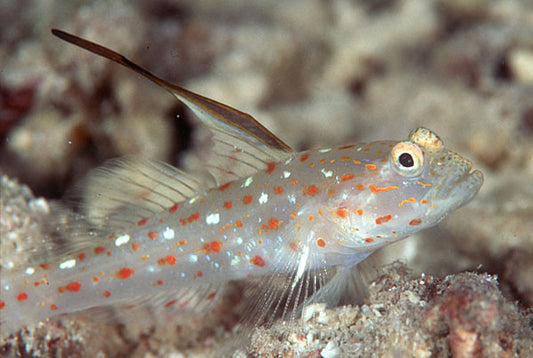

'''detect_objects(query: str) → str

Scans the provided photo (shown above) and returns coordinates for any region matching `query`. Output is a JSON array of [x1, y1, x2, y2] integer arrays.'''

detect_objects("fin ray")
[[51, 29, 294, 185]]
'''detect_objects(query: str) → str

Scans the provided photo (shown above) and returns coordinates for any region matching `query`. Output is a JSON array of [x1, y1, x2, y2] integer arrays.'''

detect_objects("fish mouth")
[[432, 157, 484, 210]]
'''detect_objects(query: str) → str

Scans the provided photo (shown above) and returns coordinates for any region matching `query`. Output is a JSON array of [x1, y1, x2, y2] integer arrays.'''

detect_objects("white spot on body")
[[206, 213, 220, 225], [283, 170, 291, 178], [288, 194, 296, 204], [163, 227, 175, 240], [25, 267, 35, 275], [242, 177, 254, 188], [321, 168, 333, 178], [189, 255, 198, 263], [59, 259, 76, 270], [318, 148, 332, 153], [115, 234, 130, 247], [259, 192, 269, 204]]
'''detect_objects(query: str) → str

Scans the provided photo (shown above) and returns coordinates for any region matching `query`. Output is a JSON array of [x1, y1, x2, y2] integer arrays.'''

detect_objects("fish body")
[[0, 30, 483, 334]]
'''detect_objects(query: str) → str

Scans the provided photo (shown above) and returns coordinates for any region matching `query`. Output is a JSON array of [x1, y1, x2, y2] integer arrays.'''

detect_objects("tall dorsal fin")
[[51, 29, 294, 185]]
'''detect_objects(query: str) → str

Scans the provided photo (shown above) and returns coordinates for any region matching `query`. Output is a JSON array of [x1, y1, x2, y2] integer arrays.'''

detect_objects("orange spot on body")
[[369, 185, 399, 193], [148, 231, 158, 240], [93, 276, 99, 283], [219, 182, 232, 191], [169, 203, 178, 213], [317, 238, 326, 248], [266, 161, 276, 174], [365, 164, 377, 170], [339, 144, 356, 150], [196, 271, 203, 278], [206, 292, 216, 300], [203, 241, 223, 254], [39, 263, 49, 270], [50, 304, 58, 310], [243, 195, 253, 204], [78, 253, 86, 261], [103, 291, 111, 298], [165, 299, 177, 307], [273, 186, 283, 194], [137, 218, 148, 226], [399, 197, 417, 207], [409, 218, 422, 226], [365, 237, 374, 243], [95, 246, 106, 254], [236, 220, 243, 227], [375, 214, 393, 225], [188, 212, 200, 223], [336, 208, 348, 218], [305, 185, 319, 196], [268, 218, 280, 229], [420, 199, 428, 204], [66, 282, 81, 292], [116, 267, 135, 279], [0, 301, 6, 309], [300, 153, 310, 162], [251, 255, 266, 267], [17, 293, 28, 301], [223, 201, 233, 209], [339, 174, 354, 181], [417, 181, 432, 187], [356, 209, 363, 216], [132, 242, 140, 251], [340, 156, 351, 162], [355, 184, 365, 190]]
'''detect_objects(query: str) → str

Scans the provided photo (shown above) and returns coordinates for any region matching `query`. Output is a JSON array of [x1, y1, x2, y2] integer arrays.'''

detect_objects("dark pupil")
[[399, 153, 414, 167]]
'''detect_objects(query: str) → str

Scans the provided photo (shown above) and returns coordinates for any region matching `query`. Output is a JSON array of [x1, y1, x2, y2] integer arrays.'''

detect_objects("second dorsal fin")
[[51, 29, 295, 185]]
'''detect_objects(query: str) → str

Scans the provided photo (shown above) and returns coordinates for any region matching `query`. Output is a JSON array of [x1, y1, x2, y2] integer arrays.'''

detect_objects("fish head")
[[329, 127, 483, 250]]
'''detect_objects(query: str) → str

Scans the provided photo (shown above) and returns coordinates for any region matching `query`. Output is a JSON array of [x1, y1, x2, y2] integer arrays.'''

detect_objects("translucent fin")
[[81, 157, 208, 229], [241, 248, 370, 328], [51, 29, 294, 185]]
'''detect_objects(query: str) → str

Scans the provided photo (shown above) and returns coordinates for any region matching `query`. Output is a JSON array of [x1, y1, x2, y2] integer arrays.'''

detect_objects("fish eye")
[[391, 141, 424, 177]]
